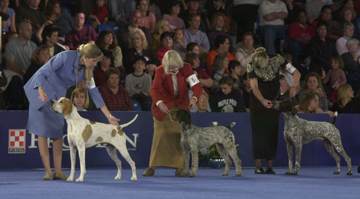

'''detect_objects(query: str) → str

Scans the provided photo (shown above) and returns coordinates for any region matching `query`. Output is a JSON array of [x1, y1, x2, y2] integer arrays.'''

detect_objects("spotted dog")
[[170, 110, 242, 177], [52, 97, 138, 182], [283, 112, 352, 175]]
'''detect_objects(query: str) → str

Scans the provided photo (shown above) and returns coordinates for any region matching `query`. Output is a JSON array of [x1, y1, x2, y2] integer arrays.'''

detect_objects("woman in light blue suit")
[[24, 42, 120, 180]]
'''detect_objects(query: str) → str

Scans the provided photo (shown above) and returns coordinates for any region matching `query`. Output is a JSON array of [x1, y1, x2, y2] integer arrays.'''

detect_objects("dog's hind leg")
[[105, 145, 122, 180], [215, 144, 231, 176], [329, 136, 352, 176], [285, 139, 295, 175], [67, 143, 77, 181], [323, 140, 341, 175], [294, 143, 303, 175], [190, 150, 199, 177], [76, 145, 86, 182], [225, 145, 242, 176], [181, 149, 191, 177], [113, 142, 137, 181]]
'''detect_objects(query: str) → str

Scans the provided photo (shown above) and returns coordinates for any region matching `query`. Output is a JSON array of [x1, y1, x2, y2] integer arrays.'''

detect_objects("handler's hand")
[[158, 102, 169, 114], [107, 114, 120, 126], [38, 86, 48, 102]]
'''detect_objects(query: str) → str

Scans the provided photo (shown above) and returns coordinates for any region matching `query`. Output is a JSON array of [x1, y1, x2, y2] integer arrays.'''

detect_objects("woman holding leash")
[[143, 50, 202, 176], [24, 42, 120, 180]]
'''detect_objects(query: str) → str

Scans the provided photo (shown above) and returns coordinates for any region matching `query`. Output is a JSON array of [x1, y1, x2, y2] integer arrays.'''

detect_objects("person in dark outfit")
[[248, 47, 285, 175]]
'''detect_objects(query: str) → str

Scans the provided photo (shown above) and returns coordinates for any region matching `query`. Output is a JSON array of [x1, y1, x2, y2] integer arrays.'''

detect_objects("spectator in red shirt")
[[156, 31, 173, 62], [65, 11, 98, 50], [99, 68, 132, 111], [90, 0, 109, 24], [206, 35, 234, 75]]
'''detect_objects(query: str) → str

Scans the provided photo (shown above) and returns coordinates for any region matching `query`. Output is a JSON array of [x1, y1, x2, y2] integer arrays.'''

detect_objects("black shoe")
[[254, 168, 265, 174], [265, 168, 276, 175], [357, 166, 360, 173]]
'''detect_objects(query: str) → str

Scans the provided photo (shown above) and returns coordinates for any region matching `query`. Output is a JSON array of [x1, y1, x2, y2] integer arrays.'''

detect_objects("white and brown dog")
[[52, 97, 138, 182]]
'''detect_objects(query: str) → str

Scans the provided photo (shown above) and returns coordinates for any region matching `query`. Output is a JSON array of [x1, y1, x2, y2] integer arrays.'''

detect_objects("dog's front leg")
[[181, 149, 191, 177], [285, 139, 294, 175], [294, 142, 303, 175], [76, 146, 86, 182], [190, 150, 199, 177], [67, 142, 77, 181]]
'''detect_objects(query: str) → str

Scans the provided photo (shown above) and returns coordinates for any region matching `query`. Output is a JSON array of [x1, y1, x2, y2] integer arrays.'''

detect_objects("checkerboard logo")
[[8, 129, 26, 154]]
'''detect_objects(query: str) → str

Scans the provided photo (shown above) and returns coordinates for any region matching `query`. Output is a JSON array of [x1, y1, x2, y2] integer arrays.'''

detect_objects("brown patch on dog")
[[82, 125, 92, 142], [96, 136, 103, 142], [111, 129, 117, 137], [62, 98, 73, 116], [117, 127, 123, 136]]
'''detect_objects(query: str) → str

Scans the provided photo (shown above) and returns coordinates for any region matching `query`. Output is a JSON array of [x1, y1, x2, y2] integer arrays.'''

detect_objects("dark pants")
[[4, 76, 27, 109], [232, 4, 259, 41]]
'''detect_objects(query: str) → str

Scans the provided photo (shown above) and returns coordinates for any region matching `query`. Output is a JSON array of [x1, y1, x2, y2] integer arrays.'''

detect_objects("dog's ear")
[[62, 98, 73, 116]]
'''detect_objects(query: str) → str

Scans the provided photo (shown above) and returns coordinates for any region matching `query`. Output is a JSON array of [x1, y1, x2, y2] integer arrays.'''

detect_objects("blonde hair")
[[337, 84, 353, 107], [162, 50, 184, 73], [77, 42, 103, 59], [71, 87, 90, 109], [251, 47, 269, 69], [129, 28, 148, 50]]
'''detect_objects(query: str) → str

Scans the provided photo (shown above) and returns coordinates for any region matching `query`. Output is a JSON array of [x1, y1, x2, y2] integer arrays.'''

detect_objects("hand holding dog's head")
[[52, 97, 74, 116]]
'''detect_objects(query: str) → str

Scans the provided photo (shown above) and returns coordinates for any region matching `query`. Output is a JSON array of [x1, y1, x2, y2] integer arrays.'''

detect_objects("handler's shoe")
[[43, 172, 53, 181], [175, 168, 184, 177], [143, 168, 155, 176], [53, 172, 67, 180], [358, 166, 360, 173]]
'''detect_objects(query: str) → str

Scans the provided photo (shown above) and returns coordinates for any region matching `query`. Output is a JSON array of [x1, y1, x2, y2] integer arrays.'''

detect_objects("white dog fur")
[[52, 97, 137, 182]]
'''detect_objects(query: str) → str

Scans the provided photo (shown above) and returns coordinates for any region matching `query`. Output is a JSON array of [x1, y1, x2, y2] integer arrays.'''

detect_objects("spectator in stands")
[[210, 76, 246, 112], [205, 0, 232, 31], [4, 20, 37, 76], [0, 0, 16, 34], [312, 5, 341, 41], [23, 46, 51, 84], [94, 51, 114, 87], [333, 84, 360, 113], [99, 68, 132, 111], [228, 60, 247, 95], [184, 14, 210, 52], [323, 56, 347, 103], [143, 50, 202, 177], [71, 87, 90, 111], [37, 25, 66, 57], [235, 32, 256, 68], [96, 30, 124, 69], [258, 0, 288, 56], [190, 90, 210, 112], [336, 22, 354, 55], [108, 0, 136, 25], [89, 0, 109, 26], [123, 28, 152, 74], [341, 38, 360, 92], [125, 56, 152, 111], [232, 0, 262, 41], [65, 11, 98, 50], [297, 91, 328, 113], [305, 0, 333, 23], [279, 55, 301, 97], [185, 52, 213, 89], [151, 19, 172, 51], [212, 53, 230, 88], [287, 10, 315, 68], [186, 42, 201, 55], [307, 23, 337, 72], [207, 35, 234, 75], [248, 47, 284, 174], [299, 72, 329, 111], [135, 0, 156, 32], [44, 0, 73, 37], [163, 0, 185, 31], [156, 31, 173, 62], [207, 12, 231, 49], [16, 0, 45, 32], [181, 0, 208, 32], [173, 28, 187, 59]]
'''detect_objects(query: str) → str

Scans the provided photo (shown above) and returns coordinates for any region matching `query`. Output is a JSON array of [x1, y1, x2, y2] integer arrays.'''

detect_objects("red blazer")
[[151, 64, 203, 120]]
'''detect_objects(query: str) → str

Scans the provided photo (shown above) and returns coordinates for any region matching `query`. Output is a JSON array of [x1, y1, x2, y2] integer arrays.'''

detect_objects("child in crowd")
[[71, 87, 90, 111], [323, 56, 347, 103], [209, 77, 246, 112], [125, 55, 152, 111], [212, 54, 229, 88]]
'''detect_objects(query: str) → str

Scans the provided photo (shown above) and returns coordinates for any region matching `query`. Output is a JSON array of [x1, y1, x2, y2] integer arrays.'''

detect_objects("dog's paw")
[[222, 172, 229, 176], [347, 171, 352, 176], [114, 175, 122, 180], [130, 176, 137, 181], [75, 177, 84, 182], [285, 171, 298, 176], [333, 171, 340, 175], [235, 172, 242, 177], [66, 176, 74, 182]]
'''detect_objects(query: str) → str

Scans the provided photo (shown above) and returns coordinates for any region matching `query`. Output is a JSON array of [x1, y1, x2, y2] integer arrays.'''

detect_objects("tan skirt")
[[148, 115, 184, 169]]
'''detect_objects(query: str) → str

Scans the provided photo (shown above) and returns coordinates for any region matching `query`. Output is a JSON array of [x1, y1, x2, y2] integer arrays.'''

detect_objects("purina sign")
[[8, 129, 26, 154]]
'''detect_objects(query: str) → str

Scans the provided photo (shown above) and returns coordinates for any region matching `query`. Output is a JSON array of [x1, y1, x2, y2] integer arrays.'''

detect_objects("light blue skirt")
[[27, 102, 65, 139]]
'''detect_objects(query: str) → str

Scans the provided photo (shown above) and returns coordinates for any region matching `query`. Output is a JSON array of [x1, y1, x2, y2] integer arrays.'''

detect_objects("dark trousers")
[[232, 4, 259, 41]]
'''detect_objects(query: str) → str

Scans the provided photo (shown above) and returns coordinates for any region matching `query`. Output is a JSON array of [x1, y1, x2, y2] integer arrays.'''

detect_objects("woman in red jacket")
[[143, 50, 202, 176]]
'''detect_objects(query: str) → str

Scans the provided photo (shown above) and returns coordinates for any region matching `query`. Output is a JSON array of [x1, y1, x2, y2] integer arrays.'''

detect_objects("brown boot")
[[143, 167, 155, 176], [53, 172, 67, 180]]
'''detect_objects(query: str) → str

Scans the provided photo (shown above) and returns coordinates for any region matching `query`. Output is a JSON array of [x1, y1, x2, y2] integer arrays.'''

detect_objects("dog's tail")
[[331, 111, 338, 125], [211, 121, 236, 129], [119, 114, 139, 129]]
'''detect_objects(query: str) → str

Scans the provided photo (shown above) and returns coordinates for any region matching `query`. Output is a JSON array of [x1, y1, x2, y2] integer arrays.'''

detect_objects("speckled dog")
[[170, 110, 242, 177], [283, 112, 352, 175]]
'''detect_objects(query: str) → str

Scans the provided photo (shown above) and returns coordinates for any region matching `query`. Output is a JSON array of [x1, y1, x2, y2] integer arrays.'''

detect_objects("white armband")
[[156, 100, 164, 107], [186, 74, 200, 87], [87, 78, 96, 89], [286, 63, 296, 74]]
